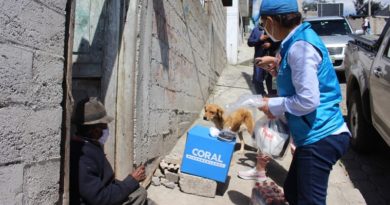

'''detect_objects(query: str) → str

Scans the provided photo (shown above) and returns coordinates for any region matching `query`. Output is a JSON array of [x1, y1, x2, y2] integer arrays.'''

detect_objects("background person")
[[238, 23, 281, 183], [70, 97, 149, 205], [362, 17, 371, 35], [257, 0, 350, 204], [247, 23, 279, 96]]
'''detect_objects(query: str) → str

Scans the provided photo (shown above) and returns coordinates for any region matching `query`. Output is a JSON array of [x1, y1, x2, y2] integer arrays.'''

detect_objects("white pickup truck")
[[344, 21, 390, 153]]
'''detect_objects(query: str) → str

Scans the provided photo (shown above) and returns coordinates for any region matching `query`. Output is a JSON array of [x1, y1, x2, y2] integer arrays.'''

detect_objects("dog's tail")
[[243, 111, 254, 135]]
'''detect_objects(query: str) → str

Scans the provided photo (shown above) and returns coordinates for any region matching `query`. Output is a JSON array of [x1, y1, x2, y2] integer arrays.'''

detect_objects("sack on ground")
[[254, 118, 290, 159]]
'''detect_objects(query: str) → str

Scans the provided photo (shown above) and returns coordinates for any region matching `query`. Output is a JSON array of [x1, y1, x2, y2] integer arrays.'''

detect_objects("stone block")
[[161, 178, 176, 189], [164, 152, 182, 165], [23, 159, 60, 204], [30, 52, 64, 108], [0, 107, 28, 164], [0, 105, 62, 165], [21, 108, 62, 163], [151, 176, 161, 186], [165, 170, 179, 183], [0, 164, 24, 204], [0, 0, 65, 54], [0, 44, 33, 104], [37, 0, 67, 12], [179, 173, 217, 198]]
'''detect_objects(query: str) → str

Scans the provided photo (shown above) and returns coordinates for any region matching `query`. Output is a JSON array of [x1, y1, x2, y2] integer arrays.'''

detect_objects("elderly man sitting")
[[70, 97, 149, 205]]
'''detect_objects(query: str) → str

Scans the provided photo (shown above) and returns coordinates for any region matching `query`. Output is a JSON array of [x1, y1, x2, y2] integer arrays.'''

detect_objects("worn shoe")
[[238, 168, 267, 182]]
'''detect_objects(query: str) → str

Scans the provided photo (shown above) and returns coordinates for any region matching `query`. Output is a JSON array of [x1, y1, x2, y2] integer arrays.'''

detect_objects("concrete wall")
[[0, 0, 66, 204], [133, 0, 226, 163]]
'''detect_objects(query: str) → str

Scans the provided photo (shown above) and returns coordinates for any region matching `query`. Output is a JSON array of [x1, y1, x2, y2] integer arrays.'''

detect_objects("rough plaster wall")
[[0, 0, 66, 204], [134, 0, 226, 162]]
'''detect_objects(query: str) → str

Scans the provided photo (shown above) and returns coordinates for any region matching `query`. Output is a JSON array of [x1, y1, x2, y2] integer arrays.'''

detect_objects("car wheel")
[[348, 91, 374, 153]]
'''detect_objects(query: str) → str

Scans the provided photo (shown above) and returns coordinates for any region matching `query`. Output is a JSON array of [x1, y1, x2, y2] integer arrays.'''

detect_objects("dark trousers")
[[253, 66, 275, 95], [283, 133, 350, 205]]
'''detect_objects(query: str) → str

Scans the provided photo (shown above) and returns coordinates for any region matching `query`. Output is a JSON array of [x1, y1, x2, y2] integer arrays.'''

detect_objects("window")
[[384, 41, 390, 59], [308, 19, 352, 36]]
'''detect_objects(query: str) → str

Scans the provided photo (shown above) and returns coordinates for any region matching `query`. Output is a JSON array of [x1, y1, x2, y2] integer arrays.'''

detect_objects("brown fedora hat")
[[81, 97, 113, 125]]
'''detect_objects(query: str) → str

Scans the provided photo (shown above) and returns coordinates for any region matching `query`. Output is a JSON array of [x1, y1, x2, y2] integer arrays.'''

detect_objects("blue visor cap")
[[260, 0, 298, 15]]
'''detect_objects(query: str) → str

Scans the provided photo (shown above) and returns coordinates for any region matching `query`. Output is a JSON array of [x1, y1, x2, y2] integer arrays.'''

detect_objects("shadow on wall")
[[180, 1, 207, 103], [71, 0, 129, 106], [152, 0, 169, 71]]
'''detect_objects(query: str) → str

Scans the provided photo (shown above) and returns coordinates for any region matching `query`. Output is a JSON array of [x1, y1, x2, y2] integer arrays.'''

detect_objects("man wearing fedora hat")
[[70, 97, 149, 205]]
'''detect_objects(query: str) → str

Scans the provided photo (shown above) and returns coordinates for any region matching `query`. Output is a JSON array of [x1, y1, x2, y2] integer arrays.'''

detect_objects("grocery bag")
[[254, 118, 290, 159]]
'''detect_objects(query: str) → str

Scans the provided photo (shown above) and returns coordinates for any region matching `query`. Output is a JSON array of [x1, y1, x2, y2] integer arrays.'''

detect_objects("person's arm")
[[267, 41, 321, 117], [78, 147, 140, 205], [247, 28, 265, 47]]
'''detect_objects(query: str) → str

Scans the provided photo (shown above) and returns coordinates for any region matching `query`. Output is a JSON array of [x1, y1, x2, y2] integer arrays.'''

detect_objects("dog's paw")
[[238, 149, 245, 155]]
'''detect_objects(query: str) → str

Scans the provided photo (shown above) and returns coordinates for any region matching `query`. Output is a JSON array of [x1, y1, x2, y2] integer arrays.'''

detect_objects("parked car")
[[344, 20, 390, 152], [304, 16, 353, 72]]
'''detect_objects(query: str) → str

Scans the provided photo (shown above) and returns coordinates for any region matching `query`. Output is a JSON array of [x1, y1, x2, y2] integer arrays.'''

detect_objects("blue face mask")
[[98, 128, 110, 145]]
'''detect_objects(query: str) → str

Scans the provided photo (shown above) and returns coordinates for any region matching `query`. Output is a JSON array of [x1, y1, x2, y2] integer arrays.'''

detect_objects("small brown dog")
[[203, 104, 254, 153]]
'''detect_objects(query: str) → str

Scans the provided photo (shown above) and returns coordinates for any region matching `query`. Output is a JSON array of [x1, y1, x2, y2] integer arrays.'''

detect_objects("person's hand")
[[255, 56, 275, 67], [262, 42, 271, 49], [255, 55, 280, 77], [260, 34, 268, 41], [290, 143, 296, 155], [131, 164, 146, 182], [259, 97, 276, 119]]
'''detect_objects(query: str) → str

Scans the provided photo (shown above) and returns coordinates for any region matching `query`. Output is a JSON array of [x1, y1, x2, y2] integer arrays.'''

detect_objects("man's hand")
[[259, 97, 276, 119], [262, 42, 271, 49], [131, 165, 146, 182], [260, 34, 268, 41]]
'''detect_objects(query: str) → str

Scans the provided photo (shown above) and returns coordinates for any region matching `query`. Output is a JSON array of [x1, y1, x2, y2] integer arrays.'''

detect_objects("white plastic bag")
[[254, 118, 290, 159], [224, 94, 263, 115]]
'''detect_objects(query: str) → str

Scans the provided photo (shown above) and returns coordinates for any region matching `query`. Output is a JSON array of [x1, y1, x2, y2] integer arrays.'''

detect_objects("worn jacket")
[[70, 137, 139, 205]]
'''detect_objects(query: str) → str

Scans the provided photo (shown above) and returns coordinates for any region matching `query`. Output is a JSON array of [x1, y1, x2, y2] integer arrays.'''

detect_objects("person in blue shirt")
[[256, 0, 350, 204], [247, 24, 279, 96]]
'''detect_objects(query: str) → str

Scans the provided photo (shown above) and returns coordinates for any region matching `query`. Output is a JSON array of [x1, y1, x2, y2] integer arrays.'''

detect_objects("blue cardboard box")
[[181, 125, 235, 182]]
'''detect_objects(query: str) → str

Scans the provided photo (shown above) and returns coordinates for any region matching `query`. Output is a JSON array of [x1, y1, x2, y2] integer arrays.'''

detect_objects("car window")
[[308, 19, 352, 36], [384, 41, 390, 59]]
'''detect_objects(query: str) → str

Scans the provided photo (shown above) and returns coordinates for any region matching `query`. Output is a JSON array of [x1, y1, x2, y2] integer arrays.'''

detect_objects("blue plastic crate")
[[181, 125, 235, 182]]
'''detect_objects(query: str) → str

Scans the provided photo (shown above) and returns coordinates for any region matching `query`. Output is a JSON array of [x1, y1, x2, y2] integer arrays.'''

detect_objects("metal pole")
[[368, 0, 371, 17]]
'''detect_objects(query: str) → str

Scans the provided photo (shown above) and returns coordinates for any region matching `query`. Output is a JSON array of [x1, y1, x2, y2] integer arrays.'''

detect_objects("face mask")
[[264, 20, 281, 42], [98, 128, 110, 145]]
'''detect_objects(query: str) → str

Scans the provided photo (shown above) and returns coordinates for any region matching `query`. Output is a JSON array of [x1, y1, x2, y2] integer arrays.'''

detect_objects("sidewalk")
[[147, 45, 366, 205]]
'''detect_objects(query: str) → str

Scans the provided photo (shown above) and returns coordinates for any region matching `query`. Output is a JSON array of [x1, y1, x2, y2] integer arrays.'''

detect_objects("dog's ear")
[[217, 107, 224, 118]]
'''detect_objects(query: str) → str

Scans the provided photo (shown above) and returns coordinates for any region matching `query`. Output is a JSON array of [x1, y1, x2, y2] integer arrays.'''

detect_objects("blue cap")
[[260, 0, 299, 15]]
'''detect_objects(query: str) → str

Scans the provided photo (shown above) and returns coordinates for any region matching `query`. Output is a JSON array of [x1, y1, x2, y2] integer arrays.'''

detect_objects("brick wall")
[[134, 0, 226, 162], [0, 0, 66, 204]]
